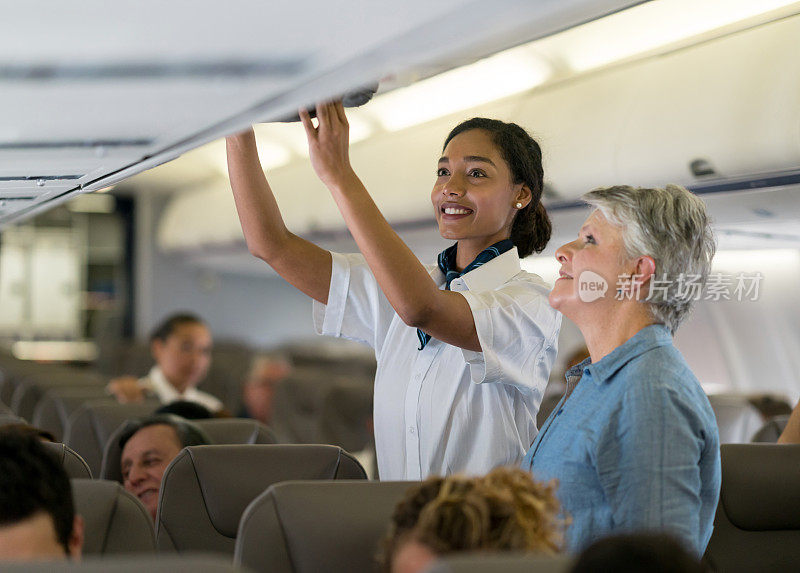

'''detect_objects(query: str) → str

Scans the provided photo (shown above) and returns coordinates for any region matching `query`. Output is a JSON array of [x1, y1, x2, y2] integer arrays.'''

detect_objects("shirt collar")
[[430, 247, 522, 292], [565, 324, 673, 385], [149, 365, 195, 401]]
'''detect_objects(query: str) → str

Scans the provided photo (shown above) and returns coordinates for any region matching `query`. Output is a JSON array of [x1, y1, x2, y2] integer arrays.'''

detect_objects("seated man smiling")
[[119, 415, 210, 520], [0, 431, 84, 561]]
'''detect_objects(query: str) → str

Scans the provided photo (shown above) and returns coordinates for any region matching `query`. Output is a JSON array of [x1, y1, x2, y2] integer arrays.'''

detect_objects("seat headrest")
[[101, 417, 277, 482], [71, 479, 155, 555], [235, 481, 413, 573], [65, 400, 160, 477], [42, 441, 92, 479], [194, 418, 277, 445], [427, 554, 573, 573], [157, 444, 366, 554], [720, 444, 800, 530]]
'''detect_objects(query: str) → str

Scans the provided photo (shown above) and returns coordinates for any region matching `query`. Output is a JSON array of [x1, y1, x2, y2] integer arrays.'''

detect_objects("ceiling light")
[[254, 138, 292, 170], [712, 249, 800, 273], [541, 0, 800, 73], [67, 193, 116, 213], [368, 46, 551, 132]]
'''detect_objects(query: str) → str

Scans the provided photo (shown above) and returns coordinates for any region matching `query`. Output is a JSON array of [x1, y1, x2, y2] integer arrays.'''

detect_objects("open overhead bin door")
[[0, 0, 644, 224]]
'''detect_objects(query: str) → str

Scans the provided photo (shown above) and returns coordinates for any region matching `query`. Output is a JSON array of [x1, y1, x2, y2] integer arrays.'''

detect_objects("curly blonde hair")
[[379, 467, 565, 571]]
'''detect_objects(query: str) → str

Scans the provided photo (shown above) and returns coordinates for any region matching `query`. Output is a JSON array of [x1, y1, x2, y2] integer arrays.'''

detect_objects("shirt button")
[[415, 373, 421, 380], [409, 427, 415, 435]]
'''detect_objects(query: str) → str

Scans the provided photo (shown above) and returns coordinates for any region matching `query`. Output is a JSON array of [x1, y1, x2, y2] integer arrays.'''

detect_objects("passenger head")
[[381, 467, 564, 573], [149, 313, 212, 393], [550, 185, 715, 334], [571, 533, 705, 573], [119, 414, 210, 520], [0, 423, 56, 442], [0, 431, 84, 561], [437, 118, 551, 258], [242, 354, 291, 425], [155, 400, 214, 420]]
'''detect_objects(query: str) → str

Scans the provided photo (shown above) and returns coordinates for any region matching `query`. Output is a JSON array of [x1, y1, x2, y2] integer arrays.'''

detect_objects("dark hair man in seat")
[[0, 431, 84, 561], [119, 414, 209, 520]]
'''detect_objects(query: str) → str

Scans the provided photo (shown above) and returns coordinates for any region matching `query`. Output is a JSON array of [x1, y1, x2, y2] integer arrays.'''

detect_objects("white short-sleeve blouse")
[[313, 248, 560, 480]]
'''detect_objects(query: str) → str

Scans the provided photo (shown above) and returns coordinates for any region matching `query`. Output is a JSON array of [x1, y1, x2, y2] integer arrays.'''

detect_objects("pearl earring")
[[515, 202, 523, 208]]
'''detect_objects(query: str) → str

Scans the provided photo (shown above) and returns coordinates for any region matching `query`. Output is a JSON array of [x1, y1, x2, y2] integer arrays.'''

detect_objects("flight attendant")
[[226, 102, 560, 479]]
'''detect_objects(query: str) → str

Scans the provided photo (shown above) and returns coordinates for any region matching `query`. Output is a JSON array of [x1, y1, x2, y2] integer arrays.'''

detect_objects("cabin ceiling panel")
[[0, 0, 646, 225]]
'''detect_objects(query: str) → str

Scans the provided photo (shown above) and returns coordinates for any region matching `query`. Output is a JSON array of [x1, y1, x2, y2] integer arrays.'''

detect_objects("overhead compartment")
[[1, 0, 646, 225], [510, 12, 800, 194], [157, 12, 800, 256]]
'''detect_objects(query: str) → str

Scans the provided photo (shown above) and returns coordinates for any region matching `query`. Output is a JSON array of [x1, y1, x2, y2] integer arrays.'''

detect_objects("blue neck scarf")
[[417, 238, 515, 350]]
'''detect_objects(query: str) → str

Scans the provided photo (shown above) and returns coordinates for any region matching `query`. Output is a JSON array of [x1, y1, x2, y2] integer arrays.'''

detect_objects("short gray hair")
[[583, 184, 716, 334]]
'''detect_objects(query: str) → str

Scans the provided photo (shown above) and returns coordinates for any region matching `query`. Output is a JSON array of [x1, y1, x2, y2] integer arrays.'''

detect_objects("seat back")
[[0, 399, 12, 415], [101, 417, 277, 481], [428, 555, 574, 573], [157, 444, 366, 556], [704, 444, 800, 572], [64, 400, 159, 476], [195, 417, 278, 445], [270, 369, 336, 443], [0, 413, 26, 426], [235, 480, 413, 573], [72, 479, 156, 555], [43, 441, 92, 479], [318, 383, 373, 453], [751, 415, 791, 443], [707, 393, 765, 443], [0, 369, 13, 406], [10, 371, 104, 421], [0, 555, 243, 572], [33, 386, 111, 442]]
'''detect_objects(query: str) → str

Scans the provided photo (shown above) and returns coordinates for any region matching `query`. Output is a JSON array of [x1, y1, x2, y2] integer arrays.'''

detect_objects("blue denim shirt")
[[521, 324, 721, 555]]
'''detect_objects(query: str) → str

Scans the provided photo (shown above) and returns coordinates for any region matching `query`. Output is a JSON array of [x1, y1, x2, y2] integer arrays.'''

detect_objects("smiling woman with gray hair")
[[521, 184, 721, 557]]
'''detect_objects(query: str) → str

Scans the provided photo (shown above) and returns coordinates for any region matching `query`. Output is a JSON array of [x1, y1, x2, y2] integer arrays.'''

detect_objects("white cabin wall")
[[134, 193, 317, 347]]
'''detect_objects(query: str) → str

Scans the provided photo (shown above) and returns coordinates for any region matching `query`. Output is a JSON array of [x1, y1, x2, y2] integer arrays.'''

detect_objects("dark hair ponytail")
[[512, 200, 551, 257], [443, 118, 551, 258]]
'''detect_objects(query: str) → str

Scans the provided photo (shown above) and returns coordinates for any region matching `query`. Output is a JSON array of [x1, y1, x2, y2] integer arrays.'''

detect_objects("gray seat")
[[0, 413, 26, 426], [64, 400, 160, 477], [33, 386, 112, 442], [0, 555, 245, 572], [318, 383, 373, 453], [0, 399, 12, 415], [234, 480, 414, 573], [43, 441, 92, 479], [0, 359, 70, 406], [704, 444, 800, 572], [101, 417, 278, 481], [157, 444, 367, 556], [10, 372, 104, 421], [72, 479, 156, 555], [707, 393, 765, 444], [751, 414, 791, 443], [194, 417, 278, 444], [427, 555, 574, 573], [270, 370, 338, 443]]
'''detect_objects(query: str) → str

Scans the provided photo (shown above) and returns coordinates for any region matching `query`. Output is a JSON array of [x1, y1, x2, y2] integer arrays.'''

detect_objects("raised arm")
[[226, 128, 332, 303], [299, 102, 481, 351]]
